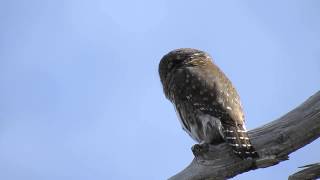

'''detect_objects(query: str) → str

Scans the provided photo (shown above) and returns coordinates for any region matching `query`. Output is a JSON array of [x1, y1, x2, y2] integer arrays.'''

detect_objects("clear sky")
[[1, 0, 320, 179]]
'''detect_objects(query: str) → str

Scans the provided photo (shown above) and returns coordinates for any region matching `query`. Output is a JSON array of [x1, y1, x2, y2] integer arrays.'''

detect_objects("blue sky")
[[0, 0, 319, 179]]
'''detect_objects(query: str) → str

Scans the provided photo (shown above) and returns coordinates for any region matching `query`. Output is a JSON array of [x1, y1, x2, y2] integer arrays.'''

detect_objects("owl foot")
[[192, 142, 209, 157]]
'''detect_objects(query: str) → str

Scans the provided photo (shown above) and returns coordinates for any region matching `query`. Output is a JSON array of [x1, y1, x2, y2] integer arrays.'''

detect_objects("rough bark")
[[169, 91, 320, 180]]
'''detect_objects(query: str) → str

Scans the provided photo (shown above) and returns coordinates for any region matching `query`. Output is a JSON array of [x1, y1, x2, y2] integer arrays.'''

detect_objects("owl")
[[159, 48, 258, 159]]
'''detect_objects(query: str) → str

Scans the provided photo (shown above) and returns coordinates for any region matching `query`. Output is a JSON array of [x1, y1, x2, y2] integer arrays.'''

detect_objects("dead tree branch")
[[289, 163, 320, 180], [169, 91, 320, 180]]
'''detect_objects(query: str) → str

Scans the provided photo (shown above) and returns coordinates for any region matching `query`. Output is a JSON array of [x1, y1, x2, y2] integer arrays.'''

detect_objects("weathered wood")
[[169, 91, 320, 180], [288, 163, 320, 180]]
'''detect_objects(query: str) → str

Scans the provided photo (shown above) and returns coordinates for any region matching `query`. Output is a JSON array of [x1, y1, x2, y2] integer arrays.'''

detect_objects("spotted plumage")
[[159, 48, 258, 159]]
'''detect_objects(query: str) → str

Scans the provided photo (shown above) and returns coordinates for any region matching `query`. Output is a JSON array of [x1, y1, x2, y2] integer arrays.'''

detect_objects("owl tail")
[[223, 125, 259, 159]]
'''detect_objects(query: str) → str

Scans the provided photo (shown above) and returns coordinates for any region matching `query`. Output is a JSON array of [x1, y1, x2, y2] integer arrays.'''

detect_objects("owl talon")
[[192, 143, 209, 157]]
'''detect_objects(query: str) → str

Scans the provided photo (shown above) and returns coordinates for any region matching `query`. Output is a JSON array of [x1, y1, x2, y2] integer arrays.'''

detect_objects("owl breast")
[[174, 102, 225, 144]]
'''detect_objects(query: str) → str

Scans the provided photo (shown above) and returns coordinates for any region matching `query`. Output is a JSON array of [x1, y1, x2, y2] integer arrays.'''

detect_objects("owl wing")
[[175, 64, 245, 127]]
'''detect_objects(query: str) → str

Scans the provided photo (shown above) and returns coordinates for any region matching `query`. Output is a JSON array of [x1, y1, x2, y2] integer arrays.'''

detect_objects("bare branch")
[[288, 163, 320, 180], [169, 91, 320, 180]]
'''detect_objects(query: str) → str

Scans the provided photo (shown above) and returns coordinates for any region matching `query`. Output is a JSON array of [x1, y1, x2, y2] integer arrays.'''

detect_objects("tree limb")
[[169, 91, 320, 180], [288, 163, 320, 180]]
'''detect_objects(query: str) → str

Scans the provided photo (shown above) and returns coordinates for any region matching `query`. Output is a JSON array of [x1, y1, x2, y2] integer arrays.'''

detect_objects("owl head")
[[158, 48, 211, 98]]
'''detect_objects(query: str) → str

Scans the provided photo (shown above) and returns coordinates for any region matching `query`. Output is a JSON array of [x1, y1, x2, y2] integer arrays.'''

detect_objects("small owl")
[[159, 48, 258, 159]]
